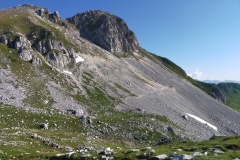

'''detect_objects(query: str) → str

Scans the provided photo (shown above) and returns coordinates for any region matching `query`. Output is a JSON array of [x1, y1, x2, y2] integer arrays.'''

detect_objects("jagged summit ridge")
[[67, 10, 139, 53]]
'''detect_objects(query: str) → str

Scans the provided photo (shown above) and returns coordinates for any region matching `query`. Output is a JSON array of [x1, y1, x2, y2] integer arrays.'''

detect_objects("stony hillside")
[[136, 49, 230, 106], [0, 4, 240, 159]]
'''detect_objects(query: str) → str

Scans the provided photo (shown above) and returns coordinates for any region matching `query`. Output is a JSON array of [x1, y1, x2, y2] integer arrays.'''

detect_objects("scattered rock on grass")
[[39, 123, 49, 130], [154, 154, 168, 159]]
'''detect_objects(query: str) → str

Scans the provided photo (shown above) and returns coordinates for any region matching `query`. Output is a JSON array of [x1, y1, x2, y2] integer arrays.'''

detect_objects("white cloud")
[[187, 69, 240, 82], [188, 68, 202, 80]]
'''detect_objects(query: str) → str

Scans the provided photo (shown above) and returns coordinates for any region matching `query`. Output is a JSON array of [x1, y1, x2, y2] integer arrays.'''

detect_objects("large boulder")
[[0, 35, 8, 45], [40, 123, 49, 130], [171, 154, 193, 160], [14, 36, 31, 52], [13, 36, 34, 61], [49, 11, 61, 23], [67, 10, 139, 53], [18, 50, 33, 61], [154, 154, 168, 159], [34, 40, 65, 54], [44, 51, 72, 68], [32, 56, 42, 66], [33, 40, 76, 68]]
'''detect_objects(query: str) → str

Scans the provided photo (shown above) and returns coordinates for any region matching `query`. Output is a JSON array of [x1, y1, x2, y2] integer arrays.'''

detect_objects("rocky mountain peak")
[[67, 10, 139, 53]]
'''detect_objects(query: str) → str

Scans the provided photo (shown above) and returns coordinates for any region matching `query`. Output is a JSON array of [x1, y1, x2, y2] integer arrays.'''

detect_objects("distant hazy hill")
[[203, 80, 240, 84], [203, 80, 222, 84]]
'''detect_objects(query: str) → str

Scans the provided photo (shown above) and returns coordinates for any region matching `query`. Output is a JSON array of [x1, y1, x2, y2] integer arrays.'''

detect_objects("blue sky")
[[1, 0, 240, 81]]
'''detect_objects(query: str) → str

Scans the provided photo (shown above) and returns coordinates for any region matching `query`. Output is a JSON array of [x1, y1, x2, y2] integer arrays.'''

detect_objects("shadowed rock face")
[[67, 10, 139, 53]]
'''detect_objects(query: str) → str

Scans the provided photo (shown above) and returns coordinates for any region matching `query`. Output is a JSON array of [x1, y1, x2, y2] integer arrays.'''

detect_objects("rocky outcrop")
[[14, 36, 31, 51], [13, 36, 35, 62], [217, 82, 240, 107], [34, 40, 64, 54], [154, 154, 168, 159], [33, 40, 76, 67], [67, 10, 139, 53], [0, 35, 8, 45], [211, 88, 229, 105], [36, 9, 68, 27], [0, 33, 72, 67], [18, 50, 33, 61], [39, 123, 49, 130], [32, 56, 42, 66], [36, 8, 51, 17], [49, 11, 61, 23], [31, 133, 72, 149]]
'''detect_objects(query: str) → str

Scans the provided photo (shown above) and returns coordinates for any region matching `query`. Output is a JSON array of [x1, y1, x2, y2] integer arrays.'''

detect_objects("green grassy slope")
[[217, 83, 240, 111], [114, 136, 240, 160]]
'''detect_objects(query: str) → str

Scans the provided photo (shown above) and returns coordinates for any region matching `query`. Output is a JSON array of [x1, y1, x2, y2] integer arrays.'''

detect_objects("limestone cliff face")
[[67, 10, 139, 53]]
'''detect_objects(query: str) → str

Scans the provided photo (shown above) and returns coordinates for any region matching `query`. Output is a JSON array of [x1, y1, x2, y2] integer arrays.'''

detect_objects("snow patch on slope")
[[75, 56, 84, 63], [186, 113, 218, 131], [63, 70, 72, 75]]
